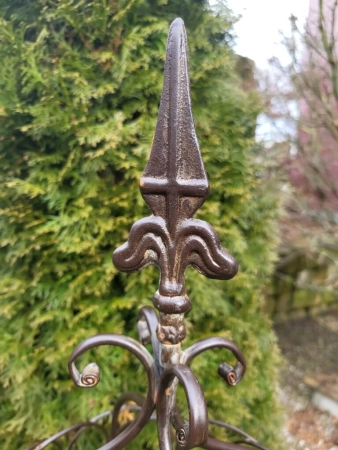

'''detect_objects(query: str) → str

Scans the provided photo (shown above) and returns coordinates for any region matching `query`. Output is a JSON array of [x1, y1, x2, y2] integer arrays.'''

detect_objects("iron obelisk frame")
[[29, 18, 269, 450]]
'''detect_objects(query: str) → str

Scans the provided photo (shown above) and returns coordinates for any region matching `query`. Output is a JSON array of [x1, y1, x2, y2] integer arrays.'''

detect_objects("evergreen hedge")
[[0, 1, 283, 448]]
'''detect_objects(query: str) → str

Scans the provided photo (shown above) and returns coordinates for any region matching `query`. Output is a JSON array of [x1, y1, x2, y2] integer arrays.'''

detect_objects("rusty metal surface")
[[27, 18, 269, 450]]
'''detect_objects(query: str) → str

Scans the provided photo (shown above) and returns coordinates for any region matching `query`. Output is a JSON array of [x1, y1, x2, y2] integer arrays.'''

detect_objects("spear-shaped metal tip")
[[140, 18, 209, 225]]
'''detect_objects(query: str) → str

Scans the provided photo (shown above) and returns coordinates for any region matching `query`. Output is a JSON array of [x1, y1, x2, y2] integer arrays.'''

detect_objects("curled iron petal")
[[157, 363, 209, 450], [183, 337, 246, 386], [178, 219, 238, 279], [112, 217, 169, 273], [180, 234, 237, 279], [68, 334, 156, 450]]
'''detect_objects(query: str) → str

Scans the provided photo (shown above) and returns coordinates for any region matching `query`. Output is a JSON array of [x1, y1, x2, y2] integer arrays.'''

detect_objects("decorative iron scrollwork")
[[28, 18, 269, 450]]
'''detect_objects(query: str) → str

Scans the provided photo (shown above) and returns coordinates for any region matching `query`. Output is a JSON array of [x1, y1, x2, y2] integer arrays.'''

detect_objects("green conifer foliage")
[[0, 1, 283, 448]]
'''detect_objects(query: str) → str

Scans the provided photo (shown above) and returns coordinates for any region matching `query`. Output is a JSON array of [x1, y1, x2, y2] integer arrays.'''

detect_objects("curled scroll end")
[[81, 362, 100, 387], [70, 362, 100, 388], [218, 361, 245, 386]]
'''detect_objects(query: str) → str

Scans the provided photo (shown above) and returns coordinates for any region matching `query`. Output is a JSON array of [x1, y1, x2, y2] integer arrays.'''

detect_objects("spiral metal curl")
[[68, 334, 156, 450], [183, 336, 246, 386]]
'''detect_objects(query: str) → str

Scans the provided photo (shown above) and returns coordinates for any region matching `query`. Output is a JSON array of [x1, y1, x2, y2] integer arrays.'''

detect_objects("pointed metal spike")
[[140, 18, 209, 223]]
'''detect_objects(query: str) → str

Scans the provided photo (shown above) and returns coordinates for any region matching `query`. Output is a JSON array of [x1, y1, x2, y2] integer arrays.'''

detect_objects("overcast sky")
[[226, 0, 310, 68]]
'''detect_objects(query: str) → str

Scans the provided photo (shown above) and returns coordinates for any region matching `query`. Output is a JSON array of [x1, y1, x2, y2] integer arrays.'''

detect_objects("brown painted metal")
[[112, 17, 237, 345], [68, 334, 156, 450], [27, 18, 269, 450]]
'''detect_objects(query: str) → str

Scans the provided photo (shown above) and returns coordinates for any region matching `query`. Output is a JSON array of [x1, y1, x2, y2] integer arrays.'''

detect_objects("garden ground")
[[275, 310, 338, 449]]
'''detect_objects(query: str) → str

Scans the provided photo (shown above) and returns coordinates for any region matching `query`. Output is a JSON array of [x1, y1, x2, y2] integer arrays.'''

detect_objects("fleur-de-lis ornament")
[[113, 18, 237, 345]]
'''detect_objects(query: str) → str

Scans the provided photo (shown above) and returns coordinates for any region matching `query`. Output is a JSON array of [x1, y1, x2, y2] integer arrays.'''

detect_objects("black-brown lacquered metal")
[[28, 18, 269, 450]]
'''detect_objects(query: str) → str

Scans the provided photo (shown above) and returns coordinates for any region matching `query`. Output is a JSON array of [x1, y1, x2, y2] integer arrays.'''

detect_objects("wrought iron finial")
[[113, 18, 237, 344], [28, 18, 270, 450]]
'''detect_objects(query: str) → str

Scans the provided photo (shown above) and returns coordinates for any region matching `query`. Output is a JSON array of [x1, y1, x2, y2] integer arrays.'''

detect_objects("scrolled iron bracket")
[[28, 18, 269, 450]]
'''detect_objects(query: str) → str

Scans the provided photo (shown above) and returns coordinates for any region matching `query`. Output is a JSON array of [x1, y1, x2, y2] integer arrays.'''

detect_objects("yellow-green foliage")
[[0, 1, 283, 448]]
